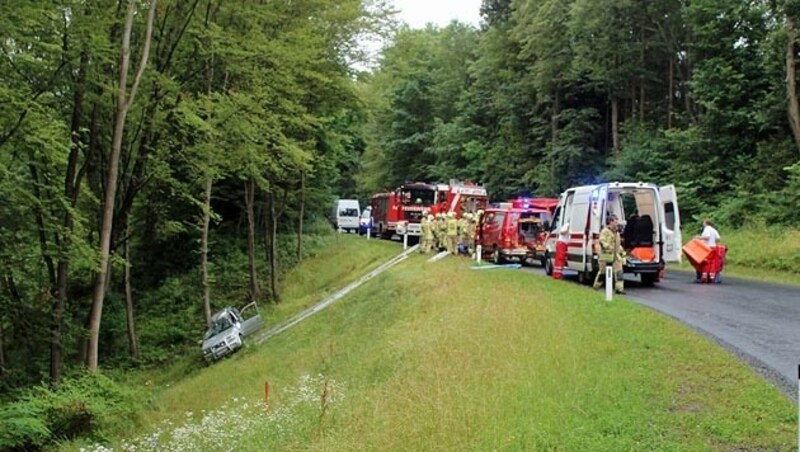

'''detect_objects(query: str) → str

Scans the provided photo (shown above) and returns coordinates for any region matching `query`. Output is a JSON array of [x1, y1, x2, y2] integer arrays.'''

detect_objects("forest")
[[360, 0, 800, 226], [1, 0, 799, 447]]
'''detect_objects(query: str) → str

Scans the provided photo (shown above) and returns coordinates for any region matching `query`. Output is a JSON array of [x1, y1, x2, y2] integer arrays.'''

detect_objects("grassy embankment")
[[107, 233, 400, 396], [78, 246, 796, 450], [674, 226, 800, 286]]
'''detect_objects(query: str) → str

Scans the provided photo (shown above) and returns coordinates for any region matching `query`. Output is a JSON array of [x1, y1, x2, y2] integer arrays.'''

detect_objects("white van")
[[543, 182, 682, 286], [332, 199, 360, 233]]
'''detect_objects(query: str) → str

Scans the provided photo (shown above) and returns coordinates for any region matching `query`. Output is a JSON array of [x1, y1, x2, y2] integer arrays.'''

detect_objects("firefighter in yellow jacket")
[[466, 213, 478, 257], [420, 214, 434, 254], [436, 213, 447, 250], [457, 213, 469, 253], [446, 212, 459, 255], [593, 214, 626, 294]]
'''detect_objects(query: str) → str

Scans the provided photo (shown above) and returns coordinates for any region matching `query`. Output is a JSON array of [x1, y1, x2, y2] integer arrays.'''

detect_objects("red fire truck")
[[371, 180, 488, 238]]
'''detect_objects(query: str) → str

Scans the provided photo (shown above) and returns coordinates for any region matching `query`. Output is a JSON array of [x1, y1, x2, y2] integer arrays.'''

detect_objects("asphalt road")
[[523, 265, 800, 399]]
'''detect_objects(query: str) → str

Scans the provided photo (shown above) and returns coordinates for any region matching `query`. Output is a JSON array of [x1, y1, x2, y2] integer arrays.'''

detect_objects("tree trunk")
[[786, 14, 800, 154], [0, 313, 6, 376], [551, 88, 560, 144], [668, 57, 674, 129], [244, 178, 260, 301], [296, 171, 304, 262], [124, 234, 140, 362], [611, 97, 620, 156], [87, 0, 156, 371], [52, 46, 89, 387], [639, 85, 645, 123], [265, 191, 280, 303], [639, 21, 645, 123], [200, 177, 213, 326]]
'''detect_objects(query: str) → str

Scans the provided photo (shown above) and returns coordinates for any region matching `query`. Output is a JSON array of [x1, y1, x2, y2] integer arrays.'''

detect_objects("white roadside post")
[[366, 226, 371, 240], [403, 232, 408, 250], [605, 266, 613, 302], [476, 245, 482, 264]]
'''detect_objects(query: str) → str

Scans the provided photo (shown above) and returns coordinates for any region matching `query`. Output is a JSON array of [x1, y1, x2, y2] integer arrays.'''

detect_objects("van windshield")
[[339, 208, 359, 217]]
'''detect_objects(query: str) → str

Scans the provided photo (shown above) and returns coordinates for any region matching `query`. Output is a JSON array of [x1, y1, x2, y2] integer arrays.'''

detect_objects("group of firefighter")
[[418, 209, 483, 257]]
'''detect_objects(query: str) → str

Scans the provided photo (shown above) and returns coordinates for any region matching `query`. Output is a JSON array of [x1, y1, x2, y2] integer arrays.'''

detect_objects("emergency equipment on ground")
[[682, 238, 727, 283]]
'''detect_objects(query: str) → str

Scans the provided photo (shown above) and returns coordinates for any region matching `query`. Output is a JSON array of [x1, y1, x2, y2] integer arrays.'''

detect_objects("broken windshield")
[[204, 315, 234, 340]]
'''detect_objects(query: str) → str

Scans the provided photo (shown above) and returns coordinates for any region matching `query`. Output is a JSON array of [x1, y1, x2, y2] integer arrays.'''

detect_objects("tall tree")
[[87, 0, 157, 371]]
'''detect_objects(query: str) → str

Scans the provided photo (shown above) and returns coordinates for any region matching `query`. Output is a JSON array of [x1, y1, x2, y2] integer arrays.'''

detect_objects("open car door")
[[659, 184, 682, 263], [238, 302, 264, 337]]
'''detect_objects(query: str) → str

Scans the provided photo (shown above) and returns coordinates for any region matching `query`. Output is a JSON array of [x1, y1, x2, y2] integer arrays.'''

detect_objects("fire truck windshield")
[[401, 189, 435, 206]]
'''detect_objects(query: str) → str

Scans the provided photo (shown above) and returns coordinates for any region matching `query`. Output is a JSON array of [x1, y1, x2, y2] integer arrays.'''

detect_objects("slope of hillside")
[[77, 252, 795, 450]]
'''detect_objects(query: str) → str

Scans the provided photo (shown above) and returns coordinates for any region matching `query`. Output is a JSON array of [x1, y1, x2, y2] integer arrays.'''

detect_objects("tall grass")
[[718, 226, 800, 273], [82, 254, 796, 450]]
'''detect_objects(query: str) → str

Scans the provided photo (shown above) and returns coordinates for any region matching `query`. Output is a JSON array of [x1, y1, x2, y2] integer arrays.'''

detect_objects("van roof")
[[567, 182, 660, 192]]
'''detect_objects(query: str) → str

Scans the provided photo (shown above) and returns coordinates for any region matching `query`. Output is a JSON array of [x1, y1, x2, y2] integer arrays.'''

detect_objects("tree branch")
[[127, 0, 158, 110]]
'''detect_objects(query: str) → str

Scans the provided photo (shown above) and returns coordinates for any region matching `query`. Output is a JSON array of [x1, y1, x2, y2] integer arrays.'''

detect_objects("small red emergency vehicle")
[[478, 204, 551, 264]]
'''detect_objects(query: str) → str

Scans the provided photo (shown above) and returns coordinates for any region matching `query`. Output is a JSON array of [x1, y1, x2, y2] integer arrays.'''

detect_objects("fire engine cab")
[[371, 180, 488, 238]]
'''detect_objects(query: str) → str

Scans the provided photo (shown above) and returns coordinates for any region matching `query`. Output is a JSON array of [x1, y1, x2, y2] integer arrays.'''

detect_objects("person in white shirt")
[[697, 219, 721, 247], [694, 219, 722, 283]]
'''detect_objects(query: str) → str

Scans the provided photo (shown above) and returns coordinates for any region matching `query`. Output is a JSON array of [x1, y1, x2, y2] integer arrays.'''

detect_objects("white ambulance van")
[[543, 182, 682, 286]]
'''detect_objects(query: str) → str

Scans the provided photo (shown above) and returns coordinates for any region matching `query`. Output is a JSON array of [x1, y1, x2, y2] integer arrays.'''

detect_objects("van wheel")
[[641, 273, 657, 287], [492, 248, 503, 264], [544, 254, 553, 275], [577, 271, 590, 285]]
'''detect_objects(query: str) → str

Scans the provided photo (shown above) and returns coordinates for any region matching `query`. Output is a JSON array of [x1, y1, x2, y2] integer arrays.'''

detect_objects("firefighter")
[[466, 212, 478, 257], [420, 214, 434, 254], [436, 213, 447, 250], [593, 215, 626, 294], [457, 213, 469, 254], [446, 212, 459, 255]]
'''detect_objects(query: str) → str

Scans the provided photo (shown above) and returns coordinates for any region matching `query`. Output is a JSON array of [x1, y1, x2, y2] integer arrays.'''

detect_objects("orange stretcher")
[[682, 239, 726, 283]]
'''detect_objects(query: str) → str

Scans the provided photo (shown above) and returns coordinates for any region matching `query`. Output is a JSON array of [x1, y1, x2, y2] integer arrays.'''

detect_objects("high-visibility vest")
[[446, 218, 458, 236]]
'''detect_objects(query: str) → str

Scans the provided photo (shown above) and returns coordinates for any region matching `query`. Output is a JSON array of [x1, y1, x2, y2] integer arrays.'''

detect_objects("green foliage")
[[360, 0, 800, 224], [0, 373, 143, 449], [0, 0, 394, 392]]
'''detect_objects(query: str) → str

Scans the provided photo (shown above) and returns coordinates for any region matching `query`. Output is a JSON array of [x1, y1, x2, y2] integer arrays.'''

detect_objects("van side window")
[[551, 206, 562, 231], [664, 202, 676, 230], [494, 213, 505, 227]]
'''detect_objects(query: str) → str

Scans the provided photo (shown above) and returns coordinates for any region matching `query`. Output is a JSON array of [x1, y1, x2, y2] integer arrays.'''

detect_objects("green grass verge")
[[79, 253, 795, 450], [677, 226, 800, 286]]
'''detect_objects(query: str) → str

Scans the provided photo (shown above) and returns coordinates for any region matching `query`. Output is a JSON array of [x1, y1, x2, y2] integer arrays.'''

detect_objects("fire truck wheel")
[[544, 254, 553, 275], [492, 248, 503, 264]]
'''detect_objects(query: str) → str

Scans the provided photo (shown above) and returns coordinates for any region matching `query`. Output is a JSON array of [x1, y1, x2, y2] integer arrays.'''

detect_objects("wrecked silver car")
[[201, 302, 263, 362]]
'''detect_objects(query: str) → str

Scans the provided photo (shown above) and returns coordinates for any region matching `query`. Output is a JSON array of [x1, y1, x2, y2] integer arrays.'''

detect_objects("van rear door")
[[659, 185, 682, 263]]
